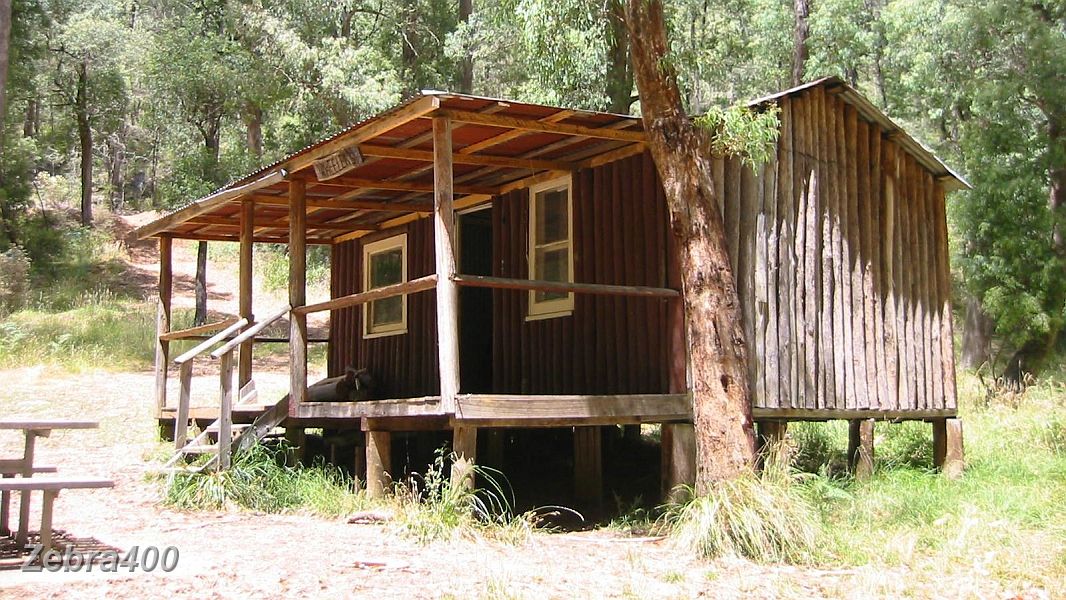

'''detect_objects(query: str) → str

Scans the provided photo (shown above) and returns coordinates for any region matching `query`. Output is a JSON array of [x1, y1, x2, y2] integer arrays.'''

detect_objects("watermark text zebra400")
[[22, 544, 180, 573]]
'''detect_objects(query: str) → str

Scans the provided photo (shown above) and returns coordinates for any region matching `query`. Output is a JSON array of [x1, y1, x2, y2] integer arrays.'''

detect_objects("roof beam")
[[304, 175, 498, 196], [434, 109, 644, 142], [187, 216, 378, 232], [358, 144, 573, 171], [248, 194, 431, 214], [457, 109, 576, 155]]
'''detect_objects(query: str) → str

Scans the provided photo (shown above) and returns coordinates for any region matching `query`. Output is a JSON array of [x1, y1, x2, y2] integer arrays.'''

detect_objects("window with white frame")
[[528, 175, 574, 319], [363, 234, 407, 338]]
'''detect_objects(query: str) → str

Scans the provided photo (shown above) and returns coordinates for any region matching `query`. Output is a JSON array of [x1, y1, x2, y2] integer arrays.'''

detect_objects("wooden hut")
[[137, 76, 968, 500]]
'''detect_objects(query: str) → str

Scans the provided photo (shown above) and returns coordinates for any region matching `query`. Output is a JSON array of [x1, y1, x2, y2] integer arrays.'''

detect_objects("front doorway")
[[457, 207, 494, 392]]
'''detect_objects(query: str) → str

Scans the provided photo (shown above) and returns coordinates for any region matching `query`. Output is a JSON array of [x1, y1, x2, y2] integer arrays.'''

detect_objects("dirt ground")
[[0, 366, 1041, 599]]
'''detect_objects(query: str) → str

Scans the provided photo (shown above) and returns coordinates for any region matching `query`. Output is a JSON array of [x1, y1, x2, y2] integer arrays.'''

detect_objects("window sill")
[[363, 328, 408, 340], [524, 310, 573, 323]]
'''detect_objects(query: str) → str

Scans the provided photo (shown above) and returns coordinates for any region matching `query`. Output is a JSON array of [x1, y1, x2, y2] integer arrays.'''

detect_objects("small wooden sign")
[[313, 146, 364, 181]]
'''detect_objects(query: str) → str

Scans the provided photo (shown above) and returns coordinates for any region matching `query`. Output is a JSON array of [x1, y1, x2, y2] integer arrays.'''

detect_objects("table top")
[[0, 420, 99, 430]]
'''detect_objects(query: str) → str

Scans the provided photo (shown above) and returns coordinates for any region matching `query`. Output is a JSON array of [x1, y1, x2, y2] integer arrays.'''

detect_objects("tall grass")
[[0, 298, 156, 370], [164, 443, 371, 517], [395, 448, 545, 544], [803, 372, 1066, 590], [661, 445, 821, 564]]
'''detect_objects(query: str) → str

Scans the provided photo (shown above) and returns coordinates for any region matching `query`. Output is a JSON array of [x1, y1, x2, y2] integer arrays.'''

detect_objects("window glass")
[[363, 235, 407, 336]]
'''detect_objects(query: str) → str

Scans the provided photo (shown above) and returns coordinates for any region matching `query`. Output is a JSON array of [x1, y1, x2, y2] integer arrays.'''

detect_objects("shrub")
[[0, 246, 30, 314]]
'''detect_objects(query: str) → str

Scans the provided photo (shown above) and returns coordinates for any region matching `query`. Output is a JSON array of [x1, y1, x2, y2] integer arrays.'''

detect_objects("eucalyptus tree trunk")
[[960, 296, 992, 370], [605, 0, 633, 114], [623, 0, 756, 491], [459, 0, 474, 93], [76, 61, 93, 227], [792, 0, 810, 86], [0, 0, 16, 244]]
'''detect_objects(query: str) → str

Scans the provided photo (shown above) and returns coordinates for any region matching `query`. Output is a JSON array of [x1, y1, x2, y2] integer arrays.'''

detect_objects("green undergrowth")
[[162, 443, 546, 545], [649, 370, 1066, 593], [163, 442, 372, 517], [0, 298, 156, 370]]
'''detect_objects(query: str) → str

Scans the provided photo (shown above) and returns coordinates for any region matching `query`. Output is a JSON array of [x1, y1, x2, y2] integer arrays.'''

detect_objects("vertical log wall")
[[738, 89, 958, 412]]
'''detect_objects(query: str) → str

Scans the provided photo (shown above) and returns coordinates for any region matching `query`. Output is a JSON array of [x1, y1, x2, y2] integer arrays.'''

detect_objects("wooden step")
[[181, 444, 218, 454], [205, 423, 252, 433]]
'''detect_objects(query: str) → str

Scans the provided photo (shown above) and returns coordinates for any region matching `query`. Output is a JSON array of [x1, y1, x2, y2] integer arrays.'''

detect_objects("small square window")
[[363, 234, 407, 338], [528, 175, 574, 319]]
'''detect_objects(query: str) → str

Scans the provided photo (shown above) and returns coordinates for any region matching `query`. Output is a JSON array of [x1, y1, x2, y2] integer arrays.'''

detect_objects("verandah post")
[[155, 236, 173, 414], [238, 199, 255, 388], [287, 178, 307, 462], [433, 116, 460, 413]]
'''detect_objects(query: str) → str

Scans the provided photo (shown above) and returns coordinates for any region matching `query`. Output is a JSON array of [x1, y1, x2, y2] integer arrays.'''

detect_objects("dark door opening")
[[458, 209, 494, 392]]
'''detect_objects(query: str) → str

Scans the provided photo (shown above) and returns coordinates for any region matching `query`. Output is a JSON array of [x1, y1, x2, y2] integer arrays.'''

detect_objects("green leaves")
[[694, 104, 780, 168]]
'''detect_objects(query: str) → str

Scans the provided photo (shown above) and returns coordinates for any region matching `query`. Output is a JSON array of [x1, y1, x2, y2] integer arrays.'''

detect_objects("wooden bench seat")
[[0, 477, 114, 553]]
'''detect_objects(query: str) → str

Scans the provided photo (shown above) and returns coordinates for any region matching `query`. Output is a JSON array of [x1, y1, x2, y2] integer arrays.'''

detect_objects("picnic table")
[[0, 420, 100, 547]]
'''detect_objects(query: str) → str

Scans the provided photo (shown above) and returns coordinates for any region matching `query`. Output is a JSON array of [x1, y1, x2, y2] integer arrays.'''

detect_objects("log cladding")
[[738, 89, 957, 412], [324, 88, 958, 414]]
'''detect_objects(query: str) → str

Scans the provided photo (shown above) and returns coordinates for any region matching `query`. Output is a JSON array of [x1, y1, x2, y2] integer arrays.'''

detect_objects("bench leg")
[[1, 474, 11, 537], [40, 490, 57, 555], [15, 490, 30, 548]]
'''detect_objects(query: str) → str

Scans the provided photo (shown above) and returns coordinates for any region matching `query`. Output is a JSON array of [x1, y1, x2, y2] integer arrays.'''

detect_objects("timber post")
[[433, 115, 461, 414], [756, 421, 789, 468], [366, 430, 392, 499], [661, 423, 696, 502], [573, 426, 603, 511], [848, 418, 875, 479], [154, 236, 173, 414], [287, 179, 307, 463], [238, 199, 255, 387], [451, 424, 477, 491], [932, 417, 964, 479]]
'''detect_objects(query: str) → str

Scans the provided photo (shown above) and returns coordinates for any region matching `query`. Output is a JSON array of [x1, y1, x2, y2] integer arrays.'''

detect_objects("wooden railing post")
[[288, 179, 308, 406], [238, 199, 255, 388], [155, 236, 173, 413], [176, 360, 193, 449], [218, 351, 234, 470], [433, 116, 460, 413]]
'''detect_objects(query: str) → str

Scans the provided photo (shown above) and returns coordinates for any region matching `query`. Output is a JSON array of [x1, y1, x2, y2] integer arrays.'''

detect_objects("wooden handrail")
[[451, 274, 680, 298], [211, 305, 291, 358], [294, 274, 438, 315], [159, 317, 238, 341], [173, 319, 249, 365]]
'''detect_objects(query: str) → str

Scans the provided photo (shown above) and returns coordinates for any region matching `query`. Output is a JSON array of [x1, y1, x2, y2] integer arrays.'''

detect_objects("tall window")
[[363, 234, 407, 338], [528, 175, 574, 319]]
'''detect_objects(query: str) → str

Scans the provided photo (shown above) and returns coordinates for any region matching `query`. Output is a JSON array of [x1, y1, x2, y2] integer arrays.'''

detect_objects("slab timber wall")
[[730, 87, 958, 412]]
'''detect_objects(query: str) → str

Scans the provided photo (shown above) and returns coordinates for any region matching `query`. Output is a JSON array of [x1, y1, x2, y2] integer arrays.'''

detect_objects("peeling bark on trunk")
[[792, 0, 810, 86], [624, 0, 756, 491]]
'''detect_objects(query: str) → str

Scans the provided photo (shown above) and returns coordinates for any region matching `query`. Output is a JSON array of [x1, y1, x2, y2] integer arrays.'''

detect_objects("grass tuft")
[[395, 448, 547, 545], [661, 446, 821, 564]]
